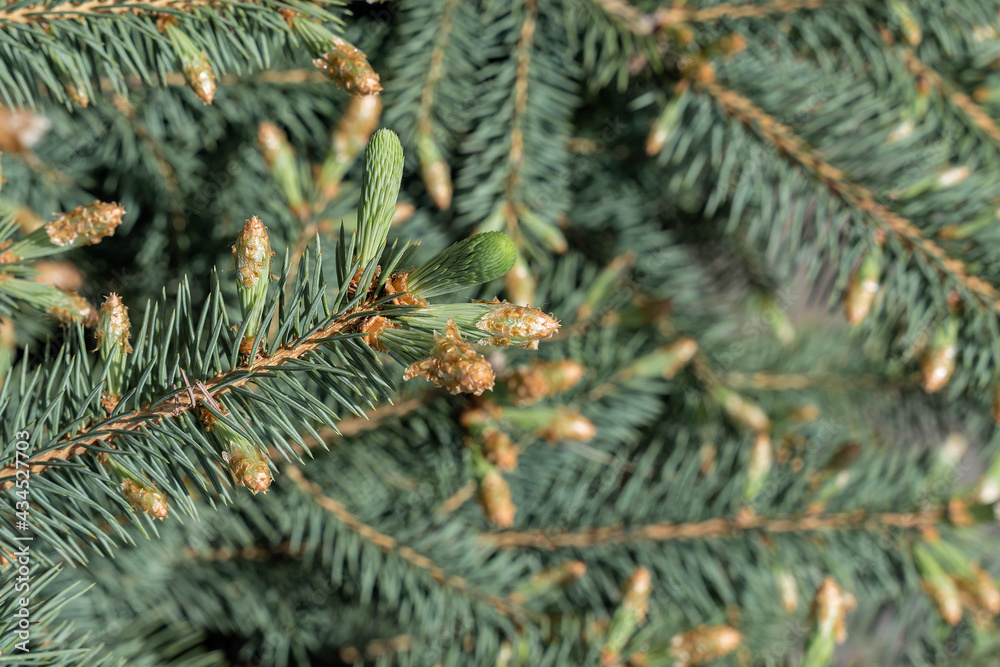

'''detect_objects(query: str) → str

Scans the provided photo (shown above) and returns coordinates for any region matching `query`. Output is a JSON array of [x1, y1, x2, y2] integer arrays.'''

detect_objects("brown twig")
[[485, 506, 943, 549], [899, 47, 1000, 148], [0, 0, 212, 24], [435, 480, 475, 516], [593, 0, 836, 36], [723, 370, 886, 391], [693, 66, 1000, 316], [285, 464, 530, 624], [0, 305, 368, 489]]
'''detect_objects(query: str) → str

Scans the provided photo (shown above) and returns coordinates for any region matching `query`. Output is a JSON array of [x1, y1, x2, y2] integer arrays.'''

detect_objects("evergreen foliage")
[[2, 1, 1000, 666]]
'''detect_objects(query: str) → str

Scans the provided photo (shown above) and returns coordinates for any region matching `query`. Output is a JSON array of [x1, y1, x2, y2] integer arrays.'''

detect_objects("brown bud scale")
[[121, 478, 169, 519], [403, 320, 495, 395], [45, 201, 125, 248]]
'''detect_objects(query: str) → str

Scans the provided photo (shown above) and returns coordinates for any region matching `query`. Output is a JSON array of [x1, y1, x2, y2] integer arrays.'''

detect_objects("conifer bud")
[[975, 449, 1000, 504], [258, 122, 306, 218], [668, 625, 742, 667], [47, 290, 96, 326], [209, 415, 273, 494], [33, 260, 85, 292], [920, 318, 959, 393], [505, 255, 536, 306], [646, 86, 688, 156], [0, 107, 51, 155], [844, 249, 881, 325], [6, 201, 124, 261], [474, 299, 560, 350], [937, 165, 970, 188], [318, 94, 382, 201], [48, 201, 125, 248], [777, 570, 799, 612], [712, 386, 770, 432], [0, 276, 96, 325], [744, 431, 772, 502], [403, 320, 495, 395], [971, 565, 1000, 616], [621, 338, 699, 380], [886, 118, 915, 143], [502, 405, 596, 443], [232, 216, 273, 356], [298, 18, 381, 96], [927, 539, 1000, 616], [62, 77, 89, 107], [501, 359, 586, 406], [473, 452, 515, 527], [120, 477, 169, 520], [509, 561, 587, 604], [417, 129, 452, 209], [0, 318, 15, 385], [539, 409, 597, 443], [914, 544, 962, 625], [356, 129, 404, 266], [478, 427, 518, 471], [407, 232, 518, 299], [802, 577, 856, 666], [162, 22, 215, 104], [601, 567, 653, 666], [95, 293, 132, 406]]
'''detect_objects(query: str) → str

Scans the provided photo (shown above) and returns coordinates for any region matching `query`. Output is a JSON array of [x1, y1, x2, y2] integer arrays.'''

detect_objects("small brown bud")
[[475, 299, 560, 349], [120, 478, 169, 520], [811, 577, 856, 642], [481, 428, 518, 471], [95, 293, 133, 355], [46, 292, 97, 326], [536, 407, 597, 443], [313, 36, 382, 95], [183, 52, 216, 104], [920, 320, 959, 393], [778, 571, 798, 612], [403, 320, 495, 395], [0, 107, 51, 154], [222, 447, 273, 494], [477, 469, 515, 527], [33, 260, 84, 292], [669, 626, 742, 666], [503, 359, 586, 406]]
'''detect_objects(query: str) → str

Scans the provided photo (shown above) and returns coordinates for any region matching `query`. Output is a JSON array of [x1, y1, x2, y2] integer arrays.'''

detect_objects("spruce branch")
[[284, 463, 531, 625], [485, 505, 944, 549], [692, 64, 1000, 318], [0, 306, 360, 489], [899, 46, 1000, 150], [0, 0, 214, 24], [591, 0, 832, 42]]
